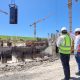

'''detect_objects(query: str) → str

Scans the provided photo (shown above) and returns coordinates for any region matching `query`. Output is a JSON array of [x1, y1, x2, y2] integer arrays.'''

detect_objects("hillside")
[[0, 35, 43, 41]]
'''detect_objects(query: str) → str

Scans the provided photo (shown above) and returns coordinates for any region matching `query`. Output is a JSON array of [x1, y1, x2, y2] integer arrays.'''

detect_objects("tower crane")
[[30, 15, 51, 38], [68, 0, 78, 33], [68, 0, 72, 33]]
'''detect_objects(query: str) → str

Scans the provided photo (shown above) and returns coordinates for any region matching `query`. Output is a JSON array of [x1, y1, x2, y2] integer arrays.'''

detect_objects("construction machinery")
[[9, 4, 18, 24], [68, 0, 78, 33], [0, 9, 8, 15], [68, 0, 72, 33], [0, 0, 17, 24], [9, 0, 18, 24], [30, 15, 51, 38]]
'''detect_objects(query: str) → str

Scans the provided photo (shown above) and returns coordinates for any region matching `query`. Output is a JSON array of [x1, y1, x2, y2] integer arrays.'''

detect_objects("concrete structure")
[[0, 40, 57, 64]]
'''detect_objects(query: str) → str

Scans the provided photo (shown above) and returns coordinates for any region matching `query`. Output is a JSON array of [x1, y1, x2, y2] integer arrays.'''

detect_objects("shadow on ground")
[[70, 77, 80, 80]]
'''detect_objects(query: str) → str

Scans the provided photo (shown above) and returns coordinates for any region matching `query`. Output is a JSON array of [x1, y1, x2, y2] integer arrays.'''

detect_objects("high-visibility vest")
[[59, 34, 71, 54]]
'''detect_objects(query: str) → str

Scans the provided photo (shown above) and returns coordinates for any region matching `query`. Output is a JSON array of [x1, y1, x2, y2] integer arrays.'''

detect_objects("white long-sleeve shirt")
[[57, 34, 66, 47], [74, 35, 80, 54]]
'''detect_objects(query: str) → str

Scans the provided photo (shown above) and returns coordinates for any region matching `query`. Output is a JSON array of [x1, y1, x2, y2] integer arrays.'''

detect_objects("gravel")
[[0, 55, 80, 80]]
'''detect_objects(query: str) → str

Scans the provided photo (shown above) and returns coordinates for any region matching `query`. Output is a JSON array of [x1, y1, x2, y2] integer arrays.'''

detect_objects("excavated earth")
[[0, 55, 79, 80]]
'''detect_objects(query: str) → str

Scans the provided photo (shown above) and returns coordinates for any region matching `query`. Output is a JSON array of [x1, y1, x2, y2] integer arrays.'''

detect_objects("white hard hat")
[[61, 27, 67, 31], [74, 28, 80, 32]]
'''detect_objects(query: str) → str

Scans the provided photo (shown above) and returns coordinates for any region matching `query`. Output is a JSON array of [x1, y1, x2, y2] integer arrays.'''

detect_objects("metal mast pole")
[[34, 23, 36, 38], [68, 0, 72, 33]]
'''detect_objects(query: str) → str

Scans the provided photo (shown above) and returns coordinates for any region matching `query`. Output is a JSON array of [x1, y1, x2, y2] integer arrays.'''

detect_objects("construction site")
[[0, 0, 80, 80]]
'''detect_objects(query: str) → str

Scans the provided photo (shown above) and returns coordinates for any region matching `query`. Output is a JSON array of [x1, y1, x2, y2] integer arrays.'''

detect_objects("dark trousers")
[[60, 53, 70, 80], [75, 52, 80, 72]]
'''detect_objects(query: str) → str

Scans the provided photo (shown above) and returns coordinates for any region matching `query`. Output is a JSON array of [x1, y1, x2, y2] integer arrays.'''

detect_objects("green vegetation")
[[0, 35, 36, 41], [0, 35, 47, 41]]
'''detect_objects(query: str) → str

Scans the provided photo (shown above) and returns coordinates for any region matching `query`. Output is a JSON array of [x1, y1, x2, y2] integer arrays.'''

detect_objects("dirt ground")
[[0, 55, 80, 80]]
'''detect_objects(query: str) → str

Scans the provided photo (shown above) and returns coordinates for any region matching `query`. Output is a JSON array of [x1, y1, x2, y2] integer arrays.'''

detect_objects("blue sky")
[[0, 0, 80, 38]]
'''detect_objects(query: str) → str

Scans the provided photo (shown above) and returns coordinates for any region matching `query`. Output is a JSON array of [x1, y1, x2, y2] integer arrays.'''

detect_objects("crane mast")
[[68, 0, 78, 33], [34, 23, 36, 38], [68, 0, 72, 33]]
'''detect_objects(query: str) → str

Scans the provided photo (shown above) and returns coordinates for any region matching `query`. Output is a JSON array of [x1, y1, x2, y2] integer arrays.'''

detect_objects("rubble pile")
[[0, 55, 58, 74]]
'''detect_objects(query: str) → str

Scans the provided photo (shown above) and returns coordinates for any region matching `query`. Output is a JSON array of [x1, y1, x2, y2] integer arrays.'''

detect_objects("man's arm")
[[57, 36, 64, 47]]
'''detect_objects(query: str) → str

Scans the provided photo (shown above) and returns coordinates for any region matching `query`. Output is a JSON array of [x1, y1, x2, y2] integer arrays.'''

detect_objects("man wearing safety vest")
[[57, 27, 72, 80], [74, 28, 80, 76]]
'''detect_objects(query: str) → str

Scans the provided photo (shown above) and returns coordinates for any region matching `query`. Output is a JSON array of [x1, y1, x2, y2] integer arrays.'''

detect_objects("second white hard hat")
[[74, 28, 80, 32], [61, 27, 67, 31]]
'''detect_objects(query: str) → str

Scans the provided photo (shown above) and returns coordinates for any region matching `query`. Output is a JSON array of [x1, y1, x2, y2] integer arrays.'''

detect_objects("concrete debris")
[[0, 55, 56, 73], [0, 55, 79, 80], [0, 40, 59, 80]]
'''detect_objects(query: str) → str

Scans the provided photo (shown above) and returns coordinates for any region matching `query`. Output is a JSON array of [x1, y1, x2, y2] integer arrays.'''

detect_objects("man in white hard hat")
[[57, 27, 72, 80], [74, 28, 80, 76]]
